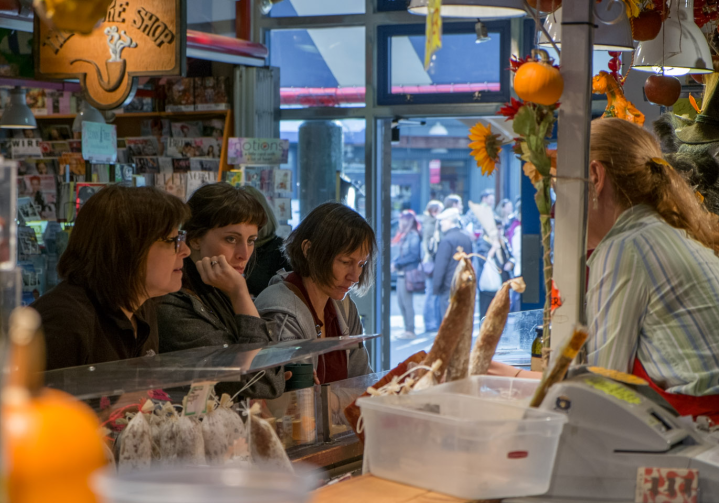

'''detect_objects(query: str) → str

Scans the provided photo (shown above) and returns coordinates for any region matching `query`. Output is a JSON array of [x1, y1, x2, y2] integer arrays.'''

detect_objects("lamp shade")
[[633, 0, 712, 75], [72, 100, 106, 133], [408, 0, 526, 19], [538, 2, 634, 51], [0, 87, 37, 129]]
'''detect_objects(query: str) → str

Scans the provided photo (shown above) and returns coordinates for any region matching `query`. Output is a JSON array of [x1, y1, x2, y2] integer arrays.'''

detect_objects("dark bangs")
[[184, 183, 267, 243], [284, 202, 377, 296]]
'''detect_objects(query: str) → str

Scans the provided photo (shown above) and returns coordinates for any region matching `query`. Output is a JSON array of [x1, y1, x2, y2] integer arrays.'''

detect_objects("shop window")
[[278, 119, 366, 227], [377, 22, 510, 106], [270, 0, 365, 17], [187, 1, 236, 37], [268, 28, 366, 108]]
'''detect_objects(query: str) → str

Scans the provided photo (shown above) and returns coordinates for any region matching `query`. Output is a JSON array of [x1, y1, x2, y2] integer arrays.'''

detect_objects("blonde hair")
[[591, 118, 719, 254]]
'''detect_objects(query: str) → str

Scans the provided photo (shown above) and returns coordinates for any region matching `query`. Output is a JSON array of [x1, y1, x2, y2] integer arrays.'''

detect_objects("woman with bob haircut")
[[32, 185, 191, 371], [255, 202, 377, 384], [157, 183, 285, 398]]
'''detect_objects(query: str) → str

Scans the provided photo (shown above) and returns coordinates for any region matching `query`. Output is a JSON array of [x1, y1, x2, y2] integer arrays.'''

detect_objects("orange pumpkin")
[[2, 308, 106, 503], [514, 49, 564, 106]]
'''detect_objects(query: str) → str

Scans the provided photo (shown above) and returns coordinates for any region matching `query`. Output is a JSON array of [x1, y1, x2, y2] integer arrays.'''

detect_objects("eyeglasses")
[[159, 230, 187, 253]]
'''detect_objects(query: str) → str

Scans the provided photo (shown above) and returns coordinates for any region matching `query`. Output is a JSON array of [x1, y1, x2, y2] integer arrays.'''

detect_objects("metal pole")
[[551, 0, 594, 353]]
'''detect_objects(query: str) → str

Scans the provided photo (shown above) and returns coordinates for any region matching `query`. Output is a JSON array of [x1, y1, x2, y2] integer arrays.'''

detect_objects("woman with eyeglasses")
[[32, 185, 191, 371], [157, 183, 285, 399]]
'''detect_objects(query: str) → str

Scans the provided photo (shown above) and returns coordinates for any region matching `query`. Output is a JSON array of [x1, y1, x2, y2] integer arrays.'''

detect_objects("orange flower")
[[522, 149, 557, 184], [468, 122, 503, 176]]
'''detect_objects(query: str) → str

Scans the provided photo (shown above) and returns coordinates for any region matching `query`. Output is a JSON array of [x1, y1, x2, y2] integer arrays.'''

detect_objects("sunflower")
[[468, 122, 503, 176]]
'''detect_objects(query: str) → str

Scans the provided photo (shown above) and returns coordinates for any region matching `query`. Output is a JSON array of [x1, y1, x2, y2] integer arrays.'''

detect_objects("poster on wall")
[[227, 138, 289, 165], [35, 0, 187, 110], [82, 122, 118, 163]]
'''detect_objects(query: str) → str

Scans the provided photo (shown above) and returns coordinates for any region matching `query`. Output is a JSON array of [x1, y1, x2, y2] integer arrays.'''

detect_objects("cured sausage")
[[469, 278, 526, 376]]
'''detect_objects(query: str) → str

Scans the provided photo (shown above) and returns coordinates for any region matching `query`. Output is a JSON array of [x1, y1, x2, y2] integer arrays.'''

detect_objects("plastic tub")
[[422, 375, 540, 405], [358, 392, 567, 500], [92, 465, 316, 503]]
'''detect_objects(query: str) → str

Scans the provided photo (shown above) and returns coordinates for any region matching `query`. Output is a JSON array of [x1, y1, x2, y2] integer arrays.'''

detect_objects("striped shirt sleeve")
[[586, 238, 649, 373]]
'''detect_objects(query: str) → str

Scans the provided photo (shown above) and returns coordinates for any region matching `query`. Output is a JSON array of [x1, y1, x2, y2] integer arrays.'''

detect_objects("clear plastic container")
[[92, 465, 316, 503], [422, 375, 540, 406], [357, 392, 567, 500]]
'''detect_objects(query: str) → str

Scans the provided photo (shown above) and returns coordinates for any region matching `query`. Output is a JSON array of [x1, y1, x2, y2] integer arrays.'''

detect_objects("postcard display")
[[227, 137, 292, 230]]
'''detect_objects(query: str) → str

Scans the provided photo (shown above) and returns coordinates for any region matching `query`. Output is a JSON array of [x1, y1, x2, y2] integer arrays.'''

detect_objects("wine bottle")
[[531, 327, 544, 372]]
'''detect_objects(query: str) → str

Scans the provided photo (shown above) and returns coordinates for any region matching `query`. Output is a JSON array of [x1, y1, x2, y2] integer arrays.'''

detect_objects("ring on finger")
[[210, 261, 218, 266]]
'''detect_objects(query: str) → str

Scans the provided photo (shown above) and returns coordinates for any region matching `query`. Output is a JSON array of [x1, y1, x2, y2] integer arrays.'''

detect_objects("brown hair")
[[183, 183, 267, 244], [57, 185, 190, 312], [284, 202, 377, 296], [591, 118, 719, 254]]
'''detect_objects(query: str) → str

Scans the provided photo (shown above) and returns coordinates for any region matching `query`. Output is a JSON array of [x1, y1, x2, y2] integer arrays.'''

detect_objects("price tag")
[[635, 467, 698, 503], [182, 381, 216, 417]]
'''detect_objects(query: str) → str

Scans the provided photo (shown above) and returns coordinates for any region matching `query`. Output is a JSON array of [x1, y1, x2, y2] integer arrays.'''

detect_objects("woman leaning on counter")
[[32, 185, 191, 371], [492, 118, 719, 420], [254, 202, 376, 384], [156, 183, 285, 398]]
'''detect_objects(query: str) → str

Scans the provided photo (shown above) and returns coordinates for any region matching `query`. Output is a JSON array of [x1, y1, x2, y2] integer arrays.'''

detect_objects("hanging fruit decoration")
[[694, 0, 719, 28], [631, 9, 662, 41], [526, 0, 562, 13], [33, 0, 113, 35], [3, 308, 106, 503], [513, 49, 564, 106], [644, 74, 682, 107]]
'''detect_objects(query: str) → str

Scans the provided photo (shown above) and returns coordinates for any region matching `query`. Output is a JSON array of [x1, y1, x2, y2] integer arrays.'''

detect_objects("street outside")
[[388, 289, 535, 368]]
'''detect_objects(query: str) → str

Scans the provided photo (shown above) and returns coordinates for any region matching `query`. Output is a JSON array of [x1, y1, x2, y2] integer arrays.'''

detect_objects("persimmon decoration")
[[2, 308, 106, 503], [513, 49, 564, 106], [631, 9, 662, 41], [644, 74, 682, 107]]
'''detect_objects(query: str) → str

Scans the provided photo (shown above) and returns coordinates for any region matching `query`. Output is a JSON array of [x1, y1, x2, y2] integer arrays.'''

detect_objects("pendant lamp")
[[407, 0, 526, 19], [0, 87, 37, 129], [538, 0, 634, 51], [633, 0, 712, 76], [72, 100, 106, 133]]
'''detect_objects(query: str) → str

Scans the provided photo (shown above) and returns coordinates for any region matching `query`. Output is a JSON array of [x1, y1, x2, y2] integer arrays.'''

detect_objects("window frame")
[[376, 20, 511, 106]]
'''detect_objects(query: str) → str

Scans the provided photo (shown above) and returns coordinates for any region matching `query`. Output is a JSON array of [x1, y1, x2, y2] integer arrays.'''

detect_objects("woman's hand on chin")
[[196, 255, 248, 297], [196, 255, 258, 317]]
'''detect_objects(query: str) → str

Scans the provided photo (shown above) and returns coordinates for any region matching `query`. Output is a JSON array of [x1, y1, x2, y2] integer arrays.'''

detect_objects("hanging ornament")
[[513, 49, 564, 106], [33, 0, 113, 35], [608, 51, 623, 85], [644, 74, 682, 106], [631, 9, 663, 41]]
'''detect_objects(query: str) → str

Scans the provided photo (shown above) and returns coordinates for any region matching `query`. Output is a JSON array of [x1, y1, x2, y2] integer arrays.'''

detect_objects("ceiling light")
[[408, 0, 526, 19], [72, 100, 106, 133], [429, 122, 449, 136], [0, 87, 37, 130], [633, 0, 713, 76], [538, 1, 634, 51]]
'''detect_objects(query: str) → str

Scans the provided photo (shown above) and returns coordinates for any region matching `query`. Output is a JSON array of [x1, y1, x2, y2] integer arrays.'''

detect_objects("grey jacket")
[[254, 271, 372, 379]]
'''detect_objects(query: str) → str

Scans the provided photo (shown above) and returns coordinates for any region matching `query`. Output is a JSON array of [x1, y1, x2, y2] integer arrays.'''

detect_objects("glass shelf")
[[43, 334, 379, 400]]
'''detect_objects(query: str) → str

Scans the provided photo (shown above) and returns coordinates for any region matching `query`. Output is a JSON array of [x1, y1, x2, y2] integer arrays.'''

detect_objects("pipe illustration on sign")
[[71, 26, 138, 93]]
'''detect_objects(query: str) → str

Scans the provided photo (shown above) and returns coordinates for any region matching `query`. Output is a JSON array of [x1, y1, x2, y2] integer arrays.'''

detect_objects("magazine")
[[165, 78, 195, 112], [10, 138, 42, 158], [273, 197, 291, 221], [190, 158, 220, 172], [75, 183, 106, 213], [17, 197, 41, 223], [172, 158, 191, 173], [125, 137, 161, 157], [274, 168, 292, 192], [19, 175, 57, 220], [194, 77, 230, 111], [141, 118, 171, 137], [170, 121, 203, 138], [41, 124, 72, 141], [243, 167, 260, 188], [59, 152, 85, 177], [134, 156, 161, 174], [186, 172, 215, 200], [20, 158, 58, 176], [155, 173, 187, 201], [114, 164, 135, 185], [165, 137, 221, 158], [40, 141, 71, 157], [158, 157, 174, 173], [202, 119, 225, 139], [223, 170, 243, 187]]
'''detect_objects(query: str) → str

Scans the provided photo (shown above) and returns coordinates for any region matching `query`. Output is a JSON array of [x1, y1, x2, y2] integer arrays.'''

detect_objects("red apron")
[[632, 357, 719, 423]]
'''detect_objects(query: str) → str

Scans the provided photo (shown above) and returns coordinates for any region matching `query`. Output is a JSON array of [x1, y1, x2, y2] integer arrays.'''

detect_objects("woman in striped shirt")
[[493, 118, 719, 418]]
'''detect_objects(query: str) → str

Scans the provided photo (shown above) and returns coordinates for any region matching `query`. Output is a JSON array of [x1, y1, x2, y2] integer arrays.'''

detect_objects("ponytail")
[[591, 118, 719, 255]]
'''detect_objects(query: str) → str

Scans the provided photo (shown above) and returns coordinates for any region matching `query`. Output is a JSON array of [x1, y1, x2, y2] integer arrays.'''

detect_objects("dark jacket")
[[156, 257, 284, 399], [433, 227, 474, 295], [245, 235, 292, 298], [393, 230, 422, 273], [32, 280, 158, 371]]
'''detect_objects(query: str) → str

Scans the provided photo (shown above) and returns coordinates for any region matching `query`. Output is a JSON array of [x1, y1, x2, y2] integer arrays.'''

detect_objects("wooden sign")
[[35, 0, 186, 110]]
